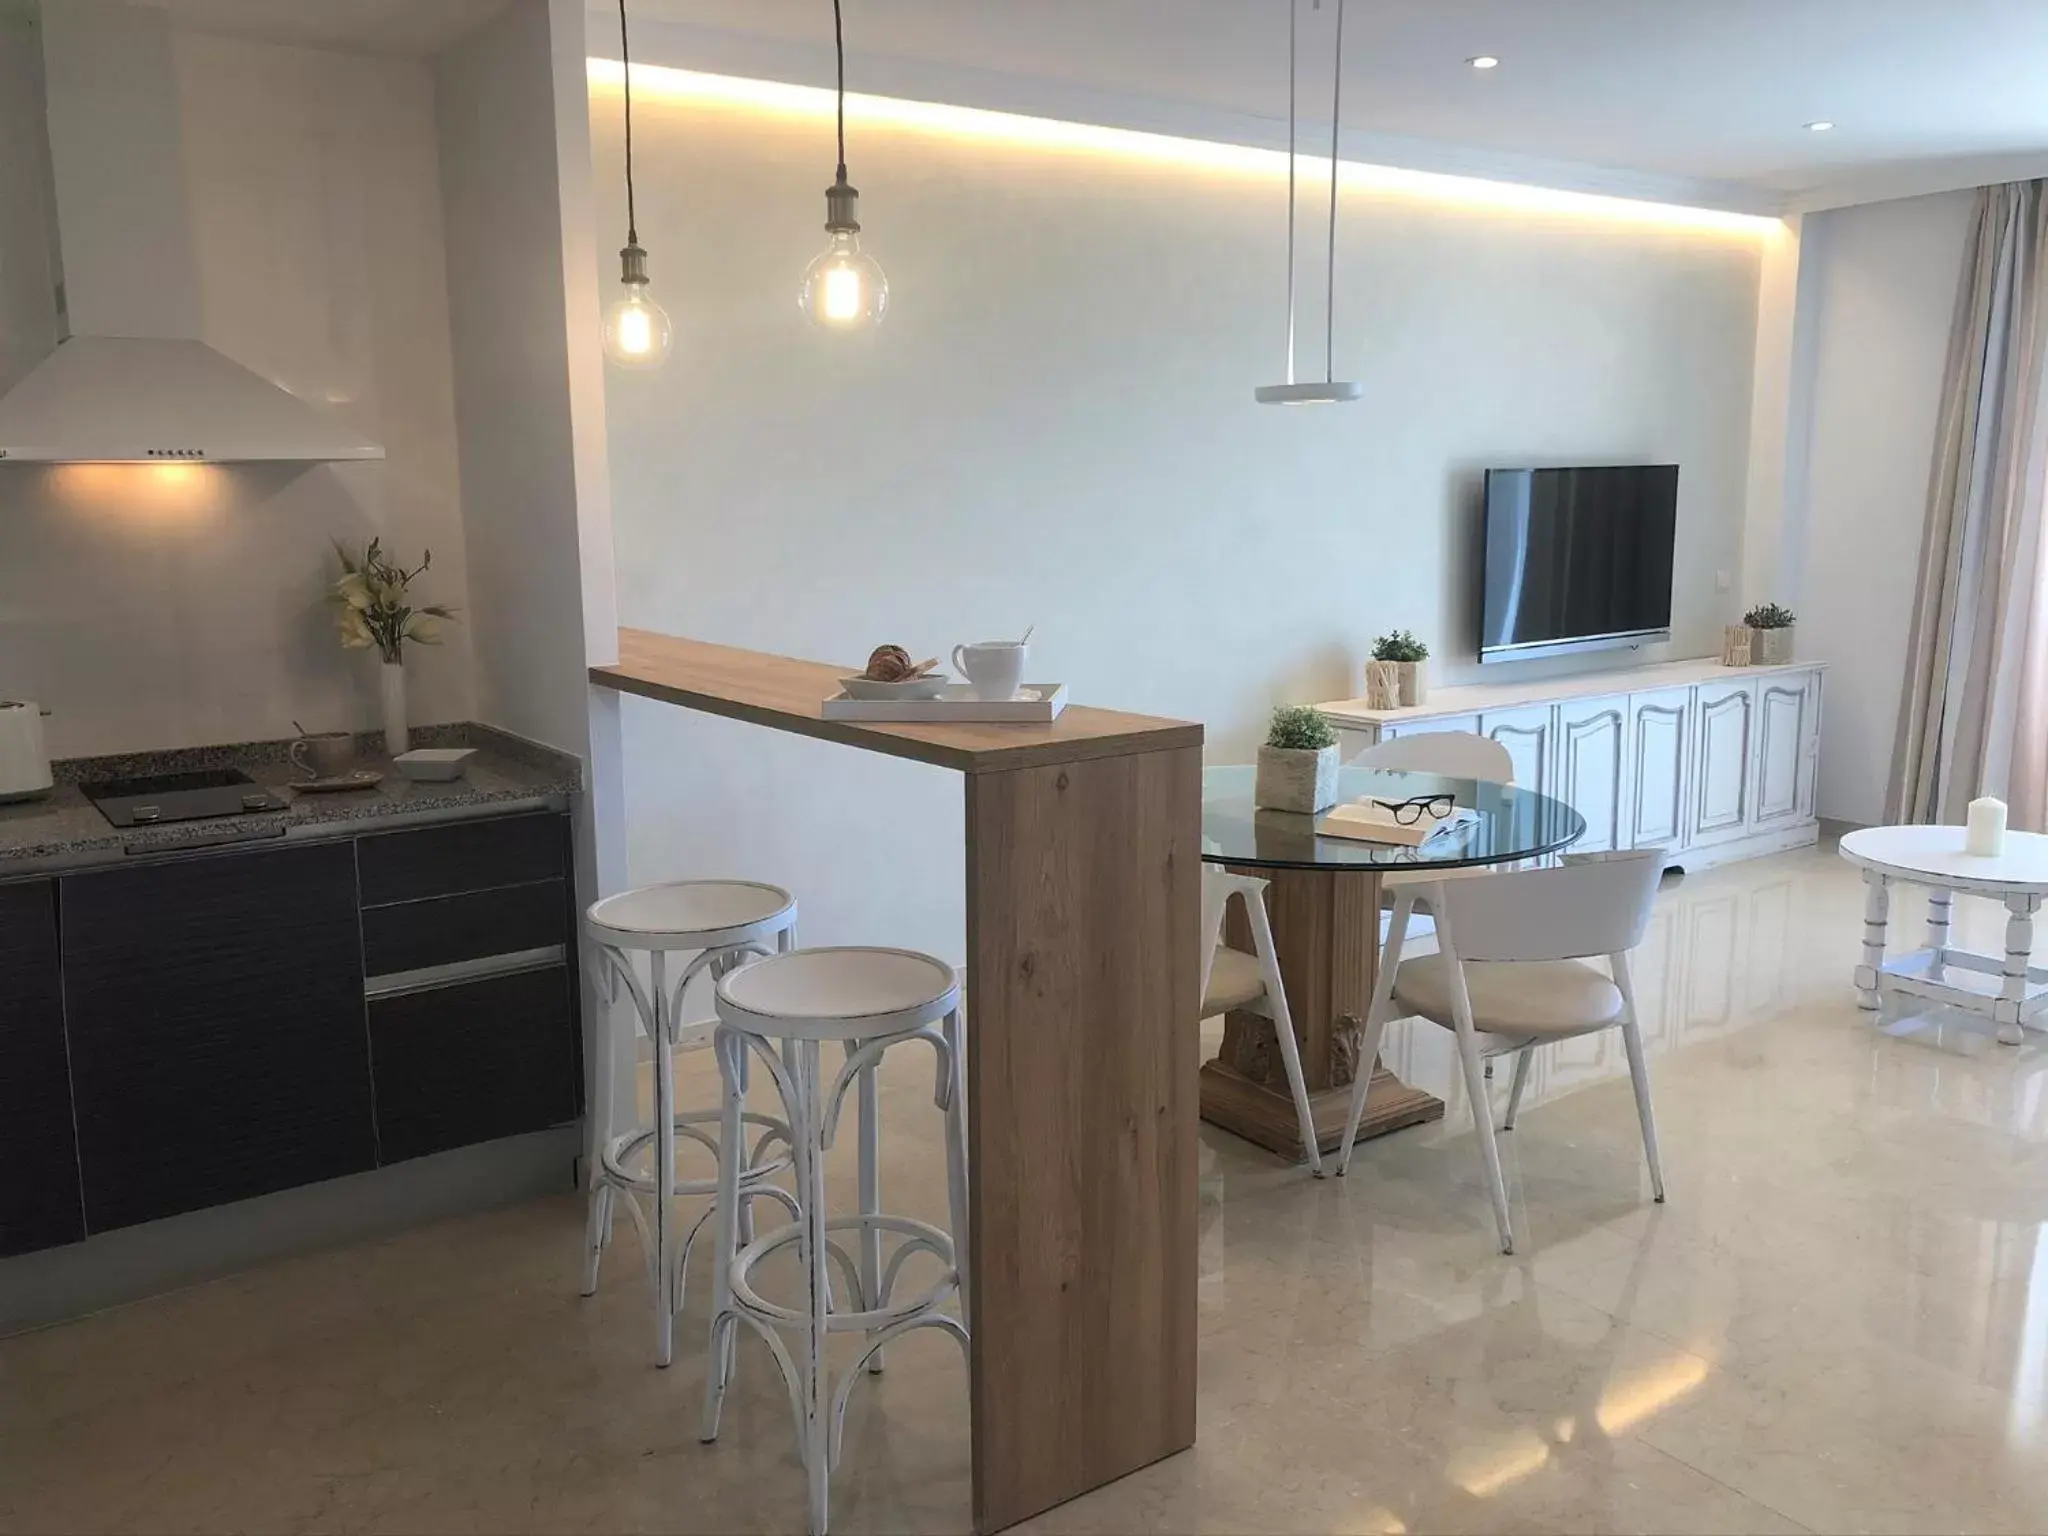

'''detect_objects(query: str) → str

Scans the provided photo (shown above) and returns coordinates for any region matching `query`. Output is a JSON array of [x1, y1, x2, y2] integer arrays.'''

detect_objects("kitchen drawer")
[[369, 964, 578, 1164], [356, 812, 569, 906], [360, 879, 568, 979]]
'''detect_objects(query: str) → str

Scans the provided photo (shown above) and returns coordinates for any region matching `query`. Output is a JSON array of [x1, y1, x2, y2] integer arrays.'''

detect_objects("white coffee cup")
[[952, 640, 1028, 702]]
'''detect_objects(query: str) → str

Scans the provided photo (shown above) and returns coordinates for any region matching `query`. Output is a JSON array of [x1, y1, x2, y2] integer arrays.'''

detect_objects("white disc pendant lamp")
[[1255, 0, 1360, 405]]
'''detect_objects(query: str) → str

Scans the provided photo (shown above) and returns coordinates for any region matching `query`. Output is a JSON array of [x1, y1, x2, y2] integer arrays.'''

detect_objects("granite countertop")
[[0, 723, 580, 874]]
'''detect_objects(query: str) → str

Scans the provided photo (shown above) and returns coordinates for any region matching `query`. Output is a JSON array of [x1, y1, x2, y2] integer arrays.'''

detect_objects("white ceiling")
[[119, 0, 2048, 209], [132, 0, 510, 57], [616, 0, 2048, 211]]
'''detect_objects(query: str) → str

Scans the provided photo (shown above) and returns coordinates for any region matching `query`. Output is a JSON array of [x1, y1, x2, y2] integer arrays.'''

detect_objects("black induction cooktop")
[[81, 768, 289, 828]]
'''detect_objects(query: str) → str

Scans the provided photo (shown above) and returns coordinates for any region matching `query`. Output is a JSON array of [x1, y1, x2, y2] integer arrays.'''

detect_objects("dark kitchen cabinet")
[[61, 842, 375, 1232], [0, 879, 85, 1256], [368, 964, 578, 1164]]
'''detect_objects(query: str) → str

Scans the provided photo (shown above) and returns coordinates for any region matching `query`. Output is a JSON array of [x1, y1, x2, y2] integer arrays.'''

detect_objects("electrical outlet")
[[1714, 569, 1732, 592]]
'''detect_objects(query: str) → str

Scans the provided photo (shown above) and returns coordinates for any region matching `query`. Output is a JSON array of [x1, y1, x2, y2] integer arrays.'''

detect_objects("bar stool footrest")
[[597, 1109, 793, 1198], [729, 1213, 959, 1332]]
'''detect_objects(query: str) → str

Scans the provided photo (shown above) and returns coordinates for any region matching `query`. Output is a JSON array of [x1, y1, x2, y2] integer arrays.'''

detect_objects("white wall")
[[0, 23, 474, 758], [436, 0, 615, 757], [437, 0, 629, 1165], [596, 87, 1767, 960], [1784, 189, 1974, 824]]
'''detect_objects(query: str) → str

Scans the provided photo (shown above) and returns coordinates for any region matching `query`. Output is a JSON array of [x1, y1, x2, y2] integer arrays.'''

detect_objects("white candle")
[[1966, 796, 2008, 857]]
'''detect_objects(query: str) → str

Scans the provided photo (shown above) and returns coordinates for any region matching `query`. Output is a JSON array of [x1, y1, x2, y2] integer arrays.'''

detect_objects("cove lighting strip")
[[587, 59, 1781, 238]]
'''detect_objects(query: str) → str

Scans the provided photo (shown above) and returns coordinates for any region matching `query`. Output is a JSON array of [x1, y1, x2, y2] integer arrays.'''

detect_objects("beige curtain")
[[1889, 181, 2048, 828]]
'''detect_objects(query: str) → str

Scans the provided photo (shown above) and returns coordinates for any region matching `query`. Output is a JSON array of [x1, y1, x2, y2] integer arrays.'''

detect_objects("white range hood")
[[0, 1, 383, 465], [0, 337, 384, 464]]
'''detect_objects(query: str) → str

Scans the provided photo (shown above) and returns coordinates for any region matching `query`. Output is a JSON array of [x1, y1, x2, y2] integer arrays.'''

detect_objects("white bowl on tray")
[[837, 674, 948, 701]]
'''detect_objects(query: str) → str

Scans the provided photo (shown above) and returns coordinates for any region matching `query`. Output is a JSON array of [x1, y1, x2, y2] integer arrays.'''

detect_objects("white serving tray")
[[822, 683, 1068, 723]]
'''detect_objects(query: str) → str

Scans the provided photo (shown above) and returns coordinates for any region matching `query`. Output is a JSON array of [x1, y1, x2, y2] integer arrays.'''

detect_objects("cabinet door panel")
[[1479, 705, 1555, 796], [1690, 682, 1756, 844], [1556, 698, 1628, 854], [62, 843, 374, 1232], [1627, 689, 1690, 850], [369, 965, 578, 1164], [1798, 672, 1823, 820], [1748, 671, 1821, 831], [0, 879, 84, 1256]]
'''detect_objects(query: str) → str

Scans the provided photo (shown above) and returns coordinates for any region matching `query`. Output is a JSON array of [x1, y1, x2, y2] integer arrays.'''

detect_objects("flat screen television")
[[1478, 464, 1678, 665]]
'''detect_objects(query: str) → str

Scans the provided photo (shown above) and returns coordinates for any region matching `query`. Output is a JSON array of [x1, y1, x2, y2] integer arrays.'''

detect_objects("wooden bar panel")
[[965, 745, 1201, 1533]]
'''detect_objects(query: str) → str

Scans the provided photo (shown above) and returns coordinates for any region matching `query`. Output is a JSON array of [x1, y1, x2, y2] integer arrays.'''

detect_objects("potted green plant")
[[330, 538, 457, 755], [1740, 602, 1796, 666], [1256, 705, 1341, 814], [1364, 629, 1430, 708]]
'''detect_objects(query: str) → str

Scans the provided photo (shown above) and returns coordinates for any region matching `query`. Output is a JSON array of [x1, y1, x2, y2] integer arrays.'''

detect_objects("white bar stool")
[[583, 880, 799, 1367], [699, 946, 969, 1536]]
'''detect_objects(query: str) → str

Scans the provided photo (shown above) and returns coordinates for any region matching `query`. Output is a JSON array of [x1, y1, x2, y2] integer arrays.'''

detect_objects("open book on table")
[[1315, 799, 1480, 847]]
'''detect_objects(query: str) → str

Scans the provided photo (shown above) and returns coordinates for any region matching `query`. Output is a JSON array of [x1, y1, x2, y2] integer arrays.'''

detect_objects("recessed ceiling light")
[[1468, 55, 1500, 69], [1805, 120, 1835, 132]]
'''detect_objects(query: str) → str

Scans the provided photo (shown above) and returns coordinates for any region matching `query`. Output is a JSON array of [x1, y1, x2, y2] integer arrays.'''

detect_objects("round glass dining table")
[[1201, 765, 1589, 872], [1196, 765, 1587, 1161]]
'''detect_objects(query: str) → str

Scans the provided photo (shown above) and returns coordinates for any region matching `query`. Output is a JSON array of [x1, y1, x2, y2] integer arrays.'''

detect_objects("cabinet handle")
[[365, 945, 565, 1000]]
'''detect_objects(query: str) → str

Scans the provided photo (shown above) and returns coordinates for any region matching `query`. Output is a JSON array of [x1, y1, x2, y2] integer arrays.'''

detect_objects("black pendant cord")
[[833, 0, 848, 180], [618, 0, 638, 246]]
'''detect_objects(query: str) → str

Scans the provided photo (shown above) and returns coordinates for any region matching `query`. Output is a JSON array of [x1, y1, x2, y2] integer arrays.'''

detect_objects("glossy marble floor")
[[7, 836, 2048, 1535]]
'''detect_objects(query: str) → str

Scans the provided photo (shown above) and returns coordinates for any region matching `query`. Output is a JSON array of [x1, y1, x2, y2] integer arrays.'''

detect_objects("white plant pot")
[[1364, 658, 1429, 709], [380, 660, 409, 756], [1752, 626, 1795, 665], [1256, 744, 1339, 814]]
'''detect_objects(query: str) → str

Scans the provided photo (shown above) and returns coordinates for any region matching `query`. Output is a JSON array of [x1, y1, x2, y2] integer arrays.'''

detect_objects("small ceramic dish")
[[837, 674, 948, 701], [392, 747, 477, 782]]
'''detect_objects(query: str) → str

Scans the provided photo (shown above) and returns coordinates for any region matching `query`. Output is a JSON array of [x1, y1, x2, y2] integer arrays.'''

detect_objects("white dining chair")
[[1337, 847, 1668, 1253], [1349, 730, 1516, 953], [1201, 868, 1323, 1175], [1348, 731, 1514, 784]]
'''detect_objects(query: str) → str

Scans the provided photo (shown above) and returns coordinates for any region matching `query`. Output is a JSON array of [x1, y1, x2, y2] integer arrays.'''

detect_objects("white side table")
[[1838, 824, 2048, 1044]]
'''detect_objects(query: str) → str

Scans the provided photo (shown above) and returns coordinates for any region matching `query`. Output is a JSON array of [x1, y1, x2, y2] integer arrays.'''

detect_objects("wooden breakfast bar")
[[590, 629, 1203, 1534]]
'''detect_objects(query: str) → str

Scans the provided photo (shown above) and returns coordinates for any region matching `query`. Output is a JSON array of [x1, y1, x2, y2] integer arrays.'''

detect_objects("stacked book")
[[1315, 799, 1479, 847]]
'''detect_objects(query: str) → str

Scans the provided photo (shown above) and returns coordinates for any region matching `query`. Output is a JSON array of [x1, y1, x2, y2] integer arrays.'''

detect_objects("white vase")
[[379, 660, 409, 756]]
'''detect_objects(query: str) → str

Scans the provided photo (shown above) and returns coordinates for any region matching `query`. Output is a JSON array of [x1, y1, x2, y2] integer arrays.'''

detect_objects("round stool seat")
[[587, 879, 795, 951], [717, 946, 958, 1036]]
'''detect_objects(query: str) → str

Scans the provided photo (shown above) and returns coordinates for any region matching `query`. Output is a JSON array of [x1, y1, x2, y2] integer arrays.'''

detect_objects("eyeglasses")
[[1372, 792, 1457, 825]]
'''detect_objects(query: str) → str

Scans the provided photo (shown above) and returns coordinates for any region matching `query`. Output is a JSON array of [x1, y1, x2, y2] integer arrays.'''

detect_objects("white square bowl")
[[392, 747, 477, 782]]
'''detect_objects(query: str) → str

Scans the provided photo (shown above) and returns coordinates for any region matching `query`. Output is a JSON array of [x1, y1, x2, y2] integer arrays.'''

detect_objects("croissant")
[[863, 644, 917, 682]]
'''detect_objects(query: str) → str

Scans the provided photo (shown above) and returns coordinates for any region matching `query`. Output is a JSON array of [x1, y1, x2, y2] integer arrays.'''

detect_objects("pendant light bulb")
[[804, 0, 887, 333], [603, 243, 673, 368], [604, 0, 670, 371], [801, 176, 888, 331]]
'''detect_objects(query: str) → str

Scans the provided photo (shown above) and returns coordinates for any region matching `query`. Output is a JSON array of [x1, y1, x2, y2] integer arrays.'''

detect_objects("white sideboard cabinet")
[[1318, 658, 1825, 872]]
